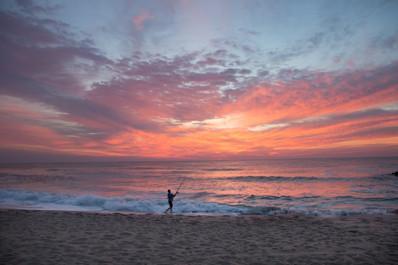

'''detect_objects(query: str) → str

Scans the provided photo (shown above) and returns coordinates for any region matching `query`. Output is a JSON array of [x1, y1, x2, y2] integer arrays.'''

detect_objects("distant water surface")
[[0, 158, 397, 216]]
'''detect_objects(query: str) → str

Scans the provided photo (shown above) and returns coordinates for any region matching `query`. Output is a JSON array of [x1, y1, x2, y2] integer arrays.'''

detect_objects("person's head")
[[168, 189, 171, 193]]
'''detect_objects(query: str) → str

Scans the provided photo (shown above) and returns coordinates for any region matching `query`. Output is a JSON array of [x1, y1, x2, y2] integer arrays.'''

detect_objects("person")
[[164, 189, 178, 213]]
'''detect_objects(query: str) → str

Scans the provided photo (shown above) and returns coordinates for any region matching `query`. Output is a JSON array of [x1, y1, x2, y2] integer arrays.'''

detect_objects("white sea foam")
[[0, 189, 396, 216], [0, 189, 244, 214]]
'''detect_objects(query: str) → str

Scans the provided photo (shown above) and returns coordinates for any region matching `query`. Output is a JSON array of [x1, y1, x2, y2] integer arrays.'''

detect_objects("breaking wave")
[[0, 189, 245, 214], [1, 189, 396, 217]]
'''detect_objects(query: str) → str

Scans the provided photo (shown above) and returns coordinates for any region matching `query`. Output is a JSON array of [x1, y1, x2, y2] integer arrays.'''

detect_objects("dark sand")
[[1, 209, 397, 265]]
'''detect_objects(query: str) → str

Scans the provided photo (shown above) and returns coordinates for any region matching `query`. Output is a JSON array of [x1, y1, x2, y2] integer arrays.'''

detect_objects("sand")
[[1, 209, 397, 265]]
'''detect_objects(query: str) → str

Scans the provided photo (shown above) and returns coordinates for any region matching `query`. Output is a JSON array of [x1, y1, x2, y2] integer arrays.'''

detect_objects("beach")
[[1, 209, 397, 265]]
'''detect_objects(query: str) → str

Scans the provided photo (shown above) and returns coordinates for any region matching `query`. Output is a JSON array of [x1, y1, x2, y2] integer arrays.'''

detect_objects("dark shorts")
[[168, 200, 173, 208]]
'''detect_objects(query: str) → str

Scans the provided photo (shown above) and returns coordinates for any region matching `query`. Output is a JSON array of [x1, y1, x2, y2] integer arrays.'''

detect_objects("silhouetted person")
[[165, 189, 178, 213]]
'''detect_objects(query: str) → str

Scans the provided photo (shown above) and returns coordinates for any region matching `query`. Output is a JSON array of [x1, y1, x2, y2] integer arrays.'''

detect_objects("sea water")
[[0, 158, 397, 216]]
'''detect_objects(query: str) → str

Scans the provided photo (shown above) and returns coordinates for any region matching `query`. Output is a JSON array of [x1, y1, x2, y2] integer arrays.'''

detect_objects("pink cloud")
[[132, 10, 153, 31], [1, 9, 397, 160]]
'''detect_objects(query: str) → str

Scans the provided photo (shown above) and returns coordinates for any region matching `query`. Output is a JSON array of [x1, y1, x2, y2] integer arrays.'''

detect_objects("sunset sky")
[[0, 0, 397, 162]]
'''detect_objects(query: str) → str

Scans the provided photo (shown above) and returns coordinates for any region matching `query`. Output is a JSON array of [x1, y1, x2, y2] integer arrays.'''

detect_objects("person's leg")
[[170, 201, 173, 213], [165, 201, 172, 213]]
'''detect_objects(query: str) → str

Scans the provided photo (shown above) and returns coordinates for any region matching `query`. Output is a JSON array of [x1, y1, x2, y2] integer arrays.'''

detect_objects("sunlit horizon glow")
[[0, 0, 397, 162]]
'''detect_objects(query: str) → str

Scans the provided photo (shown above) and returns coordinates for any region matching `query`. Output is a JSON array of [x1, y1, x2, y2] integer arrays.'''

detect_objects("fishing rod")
[[176, 178, 185, 193]]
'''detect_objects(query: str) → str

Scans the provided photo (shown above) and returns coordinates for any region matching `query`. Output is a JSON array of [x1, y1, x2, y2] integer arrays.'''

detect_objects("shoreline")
[[1, 209, 398, 265], [1, 204, 396, 218]]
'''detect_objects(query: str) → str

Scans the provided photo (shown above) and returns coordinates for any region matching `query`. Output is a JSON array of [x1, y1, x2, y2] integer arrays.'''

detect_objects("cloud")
[[0, 8, 251, 157], [372, 31, 398, 50], [0, 3, 397, 160], [248, 123, 288, 132], [132, 10, 153, 31], [0, 9, 124, 144], [0, 11, 111, 94], [14, 0, 60, 15]]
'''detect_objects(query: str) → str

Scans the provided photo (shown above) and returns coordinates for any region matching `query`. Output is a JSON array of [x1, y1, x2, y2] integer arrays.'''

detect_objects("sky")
[[0, 0, 397, 162]]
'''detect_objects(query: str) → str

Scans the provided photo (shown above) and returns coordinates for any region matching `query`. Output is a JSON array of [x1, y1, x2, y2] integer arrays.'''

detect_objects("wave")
[[246, 195, 321, 201], [245, 194, 398, 202], [1, 189, 396, 217], [0, 189, 245, 215], [216, 174, 398, 183], [0, 173, 77, 184], [243, 206, 391, 216], [235, 176, 322, 181]]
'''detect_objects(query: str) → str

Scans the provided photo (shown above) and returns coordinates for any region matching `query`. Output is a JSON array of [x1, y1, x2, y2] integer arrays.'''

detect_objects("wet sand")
[[1, 209, 397, 265]]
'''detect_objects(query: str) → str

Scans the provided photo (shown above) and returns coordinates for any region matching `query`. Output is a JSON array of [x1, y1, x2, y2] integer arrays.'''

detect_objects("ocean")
[[0, 158, 397, 216]]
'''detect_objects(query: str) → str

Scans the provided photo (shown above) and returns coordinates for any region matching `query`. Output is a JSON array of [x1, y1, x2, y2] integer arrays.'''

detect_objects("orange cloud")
[[1, 45, 397, 160]]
